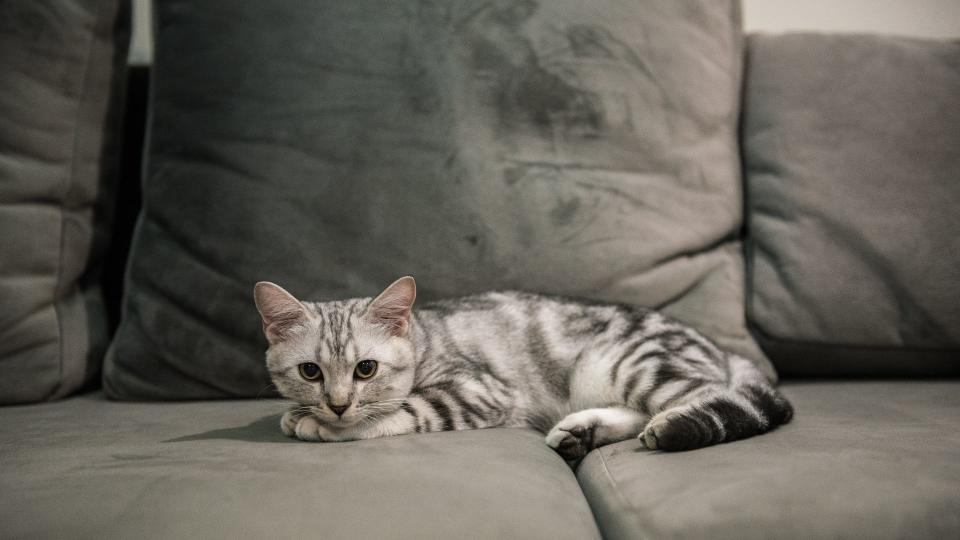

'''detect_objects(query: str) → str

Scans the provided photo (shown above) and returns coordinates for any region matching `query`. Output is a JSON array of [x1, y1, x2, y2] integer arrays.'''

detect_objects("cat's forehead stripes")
[[310, 299, 367, 361]]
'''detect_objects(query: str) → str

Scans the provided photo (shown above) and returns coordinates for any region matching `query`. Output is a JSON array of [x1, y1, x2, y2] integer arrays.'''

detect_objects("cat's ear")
[[367, 276, 416, 337], [254, 282, 308, 345]]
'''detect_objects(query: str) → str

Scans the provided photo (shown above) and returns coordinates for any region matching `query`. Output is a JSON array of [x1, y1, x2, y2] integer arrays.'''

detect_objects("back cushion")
[[0, 0, 129, 404], [104, 0, 774, 399], [743, 34, 960, 376]]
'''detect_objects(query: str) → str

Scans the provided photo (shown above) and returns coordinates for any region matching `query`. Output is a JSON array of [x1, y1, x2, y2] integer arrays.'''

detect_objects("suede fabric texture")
[[0, 393, 601, 540], [742, 34, 960, 376], [576, 380, 960, 540], [3, 385, 957, 538], [0, 0, 129, 404], [105, 0, 774, 400]]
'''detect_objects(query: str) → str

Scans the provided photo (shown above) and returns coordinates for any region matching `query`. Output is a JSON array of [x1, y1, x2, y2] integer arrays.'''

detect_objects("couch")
[[1, 1, 958, 539]]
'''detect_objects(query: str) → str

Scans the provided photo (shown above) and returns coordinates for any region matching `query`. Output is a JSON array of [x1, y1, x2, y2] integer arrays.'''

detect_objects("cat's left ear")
[[367, 276, 416, 337]]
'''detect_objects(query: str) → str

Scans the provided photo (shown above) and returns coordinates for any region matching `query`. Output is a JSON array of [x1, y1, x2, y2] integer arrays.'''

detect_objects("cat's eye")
[[298, 362, 322, 381], [355, 359, 378, 379]]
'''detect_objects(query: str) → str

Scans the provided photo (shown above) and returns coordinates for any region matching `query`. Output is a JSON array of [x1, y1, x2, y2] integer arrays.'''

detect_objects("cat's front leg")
[[281, 383, 508, 442], [300, 404, 421, 442], [345, 394, 458, 440], [281, 404, 420, 442], [351, 387, 509, 440]]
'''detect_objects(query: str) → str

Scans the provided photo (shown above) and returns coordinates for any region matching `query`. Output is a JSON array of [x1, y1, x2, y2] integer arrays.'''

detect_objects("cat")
[[254, 276, 792, 458]]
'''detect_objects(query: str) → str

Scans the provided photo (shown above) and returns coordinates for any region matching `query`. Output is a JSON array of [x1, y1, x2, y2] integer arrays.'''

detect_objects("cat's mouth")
[[319, 413, 360, 429]]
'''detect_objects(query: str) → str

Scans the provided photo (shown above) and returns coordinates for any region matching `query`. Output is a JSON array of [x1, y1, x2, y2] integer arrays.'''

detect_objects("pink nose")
[[329, 404, 349, 416]]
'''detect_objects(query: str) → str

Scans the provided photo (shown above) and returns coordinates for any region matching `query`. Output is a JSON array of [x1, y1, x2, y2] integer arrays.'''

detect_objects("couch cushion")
[[0, 0, 129, 404], [576, 381, 960, 539], [0, 393, 600, 539], [742, 34, 960, 376], [103, 0, 775, 400]]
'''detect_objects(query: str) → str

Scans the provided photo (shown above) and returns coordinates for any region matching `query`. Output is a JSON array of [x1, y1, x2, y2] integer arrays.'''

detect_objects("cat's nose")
[[329, 404, 349, 417]]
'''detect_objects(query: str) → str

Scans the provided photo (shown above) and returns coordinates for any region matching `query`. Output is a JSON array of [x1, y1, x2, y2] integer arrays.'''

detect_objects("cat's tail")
[[641, 355, 793, 451]]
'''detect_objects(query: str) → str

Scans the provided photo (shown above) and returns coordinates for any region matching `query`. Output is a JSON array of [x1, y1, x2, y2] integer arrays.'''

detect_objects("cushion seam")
[[46, 2, 103, 401], [748, 317, 960, 352], [595, 448, 651, 539]]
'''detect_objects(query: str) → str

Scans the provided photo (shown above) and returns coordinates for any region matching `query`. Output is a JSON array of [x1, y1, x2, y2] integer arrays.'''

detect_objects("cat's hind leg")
[[639, 357, 793, 451], [545, 407, 648, 460]]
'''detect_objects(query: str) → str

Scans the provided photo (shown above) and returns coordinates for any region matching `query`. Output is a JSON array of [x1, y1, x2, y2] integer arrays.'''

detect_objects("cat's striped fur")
[[254, 277, 792, 457]]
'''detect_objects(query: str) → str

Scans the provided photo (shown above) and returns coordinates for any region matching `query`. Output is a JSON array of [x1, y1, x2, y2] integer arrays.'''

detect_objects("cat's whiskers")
[[363, 398, 407, 407], [256, 383, 311, 409], [289, 405, 320, 417], [354, 399, 406, 424], [263, 399, 297, 407], [255, 383, 278, 400], [357, 411, 385, 428], [360, 400, 404, 414]]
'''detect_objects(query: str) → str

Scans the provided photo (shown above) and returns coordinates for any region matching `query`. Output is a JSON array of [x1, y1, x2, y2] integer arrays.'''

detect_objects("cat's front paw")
[[294, 416, 325, 441], [280, 410, 300, 437], [281, 409, 326, 441]]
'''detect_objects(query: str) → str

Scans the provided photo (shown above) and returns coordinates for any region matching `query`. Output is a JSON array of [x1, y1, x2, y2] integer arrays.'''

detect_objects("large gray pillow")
[[104, 0, 774, 399], [0, 0, 129, 404], [743, 34, 960, 376]]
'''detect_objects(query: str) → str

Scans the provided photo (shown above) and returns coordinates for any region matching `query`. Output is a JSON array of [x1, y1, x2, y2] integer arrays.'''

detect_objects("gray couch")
[[2, 395, 600, 538], [3, 382, 959, 538], [2, 1, 958, 539]]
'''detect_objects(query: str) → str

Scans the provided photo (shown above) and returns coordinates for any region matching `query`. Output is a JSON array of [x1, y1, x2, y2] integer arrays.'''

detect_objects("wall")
[[743, 0, 960, 38], [128, 0, 960, 65]]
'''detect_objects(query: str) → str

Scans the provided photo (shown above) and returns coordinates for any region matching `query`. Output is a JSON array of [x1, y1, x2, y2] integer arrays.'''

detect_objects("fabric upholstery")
[[0, 393, 600, 540], [103, 0, 775, 400], [742, 34, 960, 376], [0, 0, 129, 404], [576, 381, 960, 539]]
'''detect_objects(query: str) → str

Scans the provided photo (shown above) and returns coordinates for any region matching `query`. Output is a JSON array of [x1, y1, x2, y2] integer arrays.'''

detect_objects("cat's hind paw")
[[546, 420, 596, 461], [640, 410, 700, 451], [639, 414, 667, 450], [546, 408, 647, 460]]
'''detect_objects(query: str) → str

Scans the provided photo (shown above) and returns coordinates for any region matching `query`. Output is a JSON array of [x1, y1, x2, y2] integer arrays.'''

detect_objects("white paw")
[[546, 408, 649, 459], [280, 411, 299, 437], [544, 426, 569, 449], [293, 415, 323, 442], [546, 411, 600, 460], [545, 411, 594, 448]]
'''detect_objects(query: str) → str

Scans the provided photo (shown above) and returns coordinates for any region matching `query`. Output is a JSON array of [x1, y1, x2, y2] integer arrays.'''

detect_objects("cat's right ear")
[[254, 282, 308, 345], [366, 276, 416, 337]]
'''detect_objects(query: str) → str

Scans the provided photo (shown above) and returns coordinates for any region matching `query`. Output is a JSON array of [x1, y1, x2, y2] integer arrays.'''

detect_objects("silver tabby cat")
[[254, 276, 792, 458]]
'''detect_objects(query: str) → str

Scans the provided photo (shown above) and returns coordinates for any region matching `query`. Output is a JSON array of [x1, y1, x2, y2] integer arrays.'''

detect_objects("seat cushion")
[[104, 0, 775, 400], [742, 33, 960, 376], [0, 0, 129, 404], [0, 393, 600, 539], [576, 381, 960, 539]]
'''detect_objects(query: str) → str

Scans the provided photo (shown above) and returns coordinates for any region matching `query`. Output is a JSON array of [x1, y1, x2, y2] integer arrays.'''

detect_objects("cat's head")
[[253, 277, 418, 429]]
